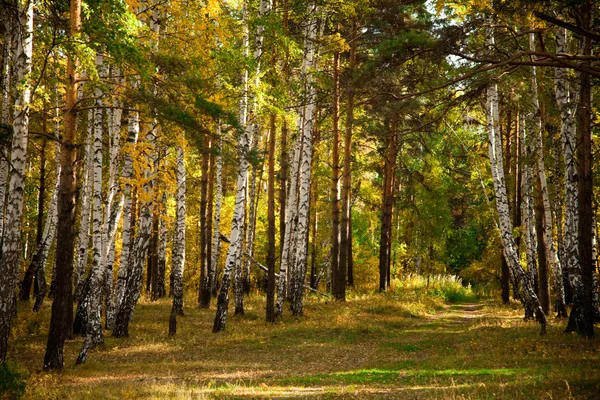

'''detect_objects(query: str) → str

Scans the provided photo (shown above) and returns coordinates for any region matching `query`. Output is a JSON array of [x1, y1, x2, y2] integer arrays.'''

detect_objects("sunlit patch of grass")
[[6, 286, 600, 399]]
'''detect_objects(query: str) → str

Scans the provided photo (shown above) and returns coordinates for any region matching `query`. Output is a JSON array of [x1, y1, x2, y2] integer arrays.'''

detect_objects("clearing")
[[8, 290, 600, 399]]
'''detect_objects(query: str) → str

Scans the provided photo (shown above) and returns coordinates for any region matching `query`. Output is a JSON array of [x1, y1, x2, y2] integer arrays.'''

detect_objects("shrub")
[[0, 361, 26, 400]]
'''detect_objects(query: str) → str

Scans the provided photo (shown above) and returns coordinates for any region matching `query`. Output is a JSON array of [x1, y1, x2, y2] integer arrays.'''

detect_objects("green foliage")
[[390, 274, 478, 304], [0, 362, 27, 400]]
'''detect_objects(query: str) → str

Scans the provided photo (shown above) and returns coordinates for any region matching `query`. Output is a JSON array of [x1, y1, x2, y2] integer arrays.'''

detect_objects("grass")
[[4, 280, 600, 399]]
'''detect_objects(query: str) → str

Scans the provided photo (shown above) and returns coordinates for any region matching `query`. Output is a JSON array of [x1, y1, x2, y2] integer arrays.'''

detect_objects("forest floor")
[[6, 287, 600, 399]]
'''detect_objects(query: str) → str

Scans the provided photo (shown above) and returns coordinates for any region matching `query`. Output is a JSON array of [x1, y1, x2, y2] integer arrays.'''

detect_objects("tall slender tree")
[[0, 0, 34, 364], [44, 0, 80, 369]]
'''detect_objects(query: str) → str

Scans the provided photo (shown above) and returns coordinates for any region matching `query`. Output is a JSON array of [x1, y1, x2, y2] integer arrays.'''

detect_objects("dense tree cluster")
[[0, 0, 598, 369]]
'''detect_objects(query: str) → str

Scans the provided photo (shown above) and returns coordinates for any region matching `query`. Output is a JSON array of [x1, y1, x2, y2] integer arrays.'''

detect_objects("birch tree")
[[112, 125, 157, 338], [276, 124, 302, 317], [529, 34, 567, 318], [113, 101, 139, 320], [212, 0, 258, 331], [519, 115, 538, 312], [0, 0, 34, 363], [485, 20, 546, 335], [555, 27, 586, 329], [0, 18, 12, 243], [210, 127, 223, 296], [74, 110, 94, 300], [74, 51, 108, 363], [169, 144, 186, 335], [21, 113, 61, 312], [290, 0, 318, 317]]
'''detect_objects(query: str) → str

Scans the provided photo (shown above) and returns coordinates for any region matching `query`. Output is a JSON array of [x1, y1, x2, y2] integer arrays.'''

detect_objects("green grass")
[[5, 285, 600, 399]]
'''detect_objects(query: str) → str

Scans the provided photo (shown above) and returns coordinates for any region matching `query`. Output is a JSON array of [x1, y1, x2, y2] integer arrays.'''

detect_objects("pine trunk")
[[331, 49, 342, 301], [379, 120, 396, 291], [341, 27, 356, 289], [266, 115, 276, 323], [44, 0, 79, 369], [571, 1, 594, 337]]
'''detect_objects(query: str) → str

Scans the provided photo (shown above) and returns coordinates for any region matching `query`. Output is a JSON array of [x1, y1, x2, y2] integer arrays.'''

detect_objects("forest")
[[0, 0, 599, 398]]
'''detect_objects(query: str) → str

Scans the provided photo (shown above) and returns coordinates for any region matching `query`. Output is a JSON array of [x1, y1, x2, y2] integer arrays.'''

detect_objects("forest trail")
[[10, 294, 600, 399]]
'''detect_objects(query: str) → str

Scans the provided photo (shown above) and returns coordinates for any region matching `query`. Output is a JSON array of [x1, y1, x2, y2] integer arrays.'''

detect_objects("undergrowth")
[[0, 361, 27, 400]]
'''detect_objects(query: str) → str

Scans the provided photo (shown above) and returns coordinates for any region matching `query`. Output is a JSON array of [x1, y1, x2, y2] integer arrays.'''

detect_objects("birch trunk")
[[276, 124, 302, 317], [555, 28, 586, 328], [74, 111, 94, 300], [0, 19, 11, 242], [210, 127, 223, 296], [199, 133, 211, 307], [23, 132, 61, 312], [519, 117, 541, 313], [76, 52, 106, 363], [291, 1, 318, 316], [170, 145, 186, 329], [213, 123, 250, 332], [114, 102, 139, 319], [157, 193, 167, 298], [230, 0, 250, 319], [485, 21, 546, 335], [103, 68, 124, 324], [112, 126, 156, 338], [0, 0, 34, 363], [529, 34, 567, 318]]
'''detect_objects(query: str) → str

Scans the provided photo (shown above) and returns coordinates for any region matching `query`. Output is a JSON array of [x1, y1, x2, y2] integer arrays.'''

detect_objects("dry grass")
[[5, 286, 600, 399]]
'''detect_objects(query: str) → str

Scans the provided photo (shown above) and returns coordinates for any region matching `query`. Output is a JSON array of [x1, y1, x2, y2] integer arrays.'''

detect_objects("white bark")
[[102, 66, 124, 328], [74, 110, 94, 299], [171, 145, 186, 315], [486, 21, 546, 333], [210, 127, 223, 295], [0, 19, 12, 241], [214, 0, 257, 325], [112, 124, 157, 337], [115, 104, 139, 316], [232, 0, 251, 316], [157, 192, 167, 296], [276, 116, 302, 317], [555, 27, 583, 305], [291, 1, 318, 316], [0, 0, 33, 361], [520, 115, 537, 285], [76, 52, 106, 363], [529, 33, 566, 315]]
